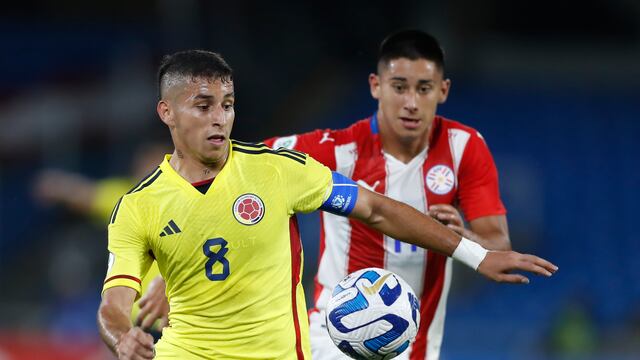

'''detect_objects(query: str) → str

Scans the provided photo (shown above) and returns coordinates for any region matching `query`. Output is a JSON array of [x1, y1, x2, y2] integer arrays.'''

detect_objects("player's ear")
[[438, 78, 451, 104], [369, 73, 381, 100], [157, 100, 174, 127]]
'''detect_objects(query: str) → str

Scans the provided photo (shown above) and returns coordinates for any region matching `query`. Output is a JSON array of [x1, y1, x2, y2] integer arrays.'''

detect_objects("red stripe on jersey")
[[312, 214, 329, 308], [190, 177, 215, 187], [347, 220, 385, 273], [410, 253, 447, 359], [346, 143, 386, 274], [289, 216, 305, 360], [103, 274, 141, 285]]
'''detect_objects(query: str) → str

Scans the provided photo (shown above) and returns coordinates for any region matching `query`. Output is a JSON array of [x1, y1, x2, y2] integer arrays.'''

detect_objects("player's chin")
[[200, 146, 227, 162], [396, 128, 426, 141]]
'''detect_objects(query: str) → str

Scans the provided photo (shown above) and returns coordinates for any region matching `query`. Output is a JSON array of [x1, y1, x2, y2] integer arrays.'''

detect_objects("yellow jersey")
[[103, 141, 333, 359]]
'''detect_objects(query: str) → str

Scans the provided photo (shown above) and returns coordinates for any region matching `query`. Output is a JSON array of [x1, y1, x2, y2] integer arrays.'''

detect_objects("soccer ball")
[[325, 268, 420, 359]]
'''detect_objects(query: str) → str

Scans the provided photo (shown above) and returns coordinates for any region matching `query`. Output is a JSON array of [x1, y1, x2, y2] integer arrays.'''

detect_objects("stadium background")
[[1, 1, 639, 359]]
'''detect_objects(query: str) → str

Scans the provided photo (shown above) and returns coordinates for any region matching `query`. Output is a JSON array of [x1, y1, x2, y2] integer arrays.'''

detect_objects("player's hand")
[[429, 204, 482, 241], [429, 204, 464, 227], [136, 276, 169, 331], [477, 251, 558, 284], [116, 327, 154, 360]]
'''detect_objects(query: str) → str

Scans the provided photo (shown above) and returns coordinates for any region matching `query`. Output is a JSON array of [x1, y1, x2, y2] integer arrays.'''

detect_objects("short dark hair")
[[377, 30, 445, 74], [158, 50, 233, 99]]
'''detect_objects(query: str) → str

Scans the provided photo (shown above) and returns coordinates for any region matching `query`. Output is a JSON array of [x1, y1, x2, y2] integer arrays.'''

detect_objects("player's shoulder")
[[437, 115, 478, 133], [436, 115, 486, 143], [231, 139, 308, 166], [343, 117, 375, 139], [108, 166, 164, 224]]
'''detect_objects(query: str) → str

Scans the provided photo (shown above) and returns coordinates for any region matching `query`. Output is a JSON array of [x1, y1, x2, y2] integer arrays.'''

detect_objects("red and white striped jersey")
[[265, 113, 506, 359]]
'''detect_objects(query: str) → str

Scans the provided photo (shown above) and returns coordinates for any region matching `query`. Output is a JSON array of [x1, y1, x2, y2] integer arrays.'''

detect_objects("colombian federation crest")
[[426, 165, 455, 195], [233, 193, 265, 225]]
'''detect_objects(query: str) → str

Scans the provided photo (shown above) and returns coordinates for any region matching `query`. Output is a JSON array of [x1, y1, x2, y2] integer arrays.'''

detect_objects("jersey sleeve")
[[264, 129, 338, 170], [279, 152, 333, 214], [102, 196, 153, 299], [457, 131, 507, 221]]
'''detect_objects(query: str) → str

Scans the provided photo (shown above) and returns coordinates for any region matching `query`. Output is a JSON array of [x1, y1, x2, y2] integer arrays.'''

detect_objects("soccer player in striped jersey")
[[264, 30, 514, 359], [97, 50, 557, 360]]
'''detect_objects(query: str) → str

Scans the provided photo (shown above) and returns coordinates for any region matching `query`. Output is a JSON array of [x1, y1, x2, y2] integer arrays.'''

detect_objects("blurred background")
[[1, 0, 639, 359]]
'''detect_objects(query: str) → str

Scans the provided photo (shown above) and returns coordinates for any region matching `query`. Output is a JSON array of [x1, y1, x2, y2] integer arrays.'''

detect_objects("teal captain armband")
[[320, 172, 358, 216]]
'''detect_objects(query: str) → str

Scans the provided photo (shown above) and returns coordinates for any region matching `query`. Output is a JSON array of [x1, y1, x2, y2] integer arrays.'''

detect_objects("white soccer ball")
[[325, 267, 420, 360]]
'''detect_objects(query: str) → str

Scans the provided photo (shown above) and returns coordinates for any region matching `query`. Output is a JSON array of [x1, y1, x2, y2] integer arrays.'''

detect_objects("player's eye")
[[419, 86, 431, 94], [197, 105, 210, 111], [223, 103, 234, 111], [392, 84, 405, 93]]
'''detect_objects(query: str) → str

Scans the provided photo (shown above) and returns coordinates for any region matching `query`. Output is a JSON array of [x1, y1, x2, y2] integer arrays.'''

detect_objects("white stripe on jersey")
[[382, 147, 428, 297], [448, 128, 471, 175]]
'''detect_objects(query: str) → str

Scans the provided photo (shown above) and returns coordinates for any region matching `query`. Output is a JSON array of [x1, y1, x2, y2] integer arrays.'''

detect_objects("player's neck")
[[168, 149, 226, 183], [379, 126, 430, 164]]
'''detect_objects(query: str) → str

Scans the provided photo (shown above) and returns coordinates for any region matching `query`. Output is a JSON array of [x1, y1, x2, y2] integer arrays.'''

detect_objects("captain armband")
[[319, 172, 359, 216]]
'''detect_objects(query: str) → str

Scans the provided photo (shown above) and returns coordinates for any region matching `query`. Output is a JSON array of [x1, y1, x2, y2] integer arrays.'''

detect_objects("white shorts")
[[309, 310, 411, 360]]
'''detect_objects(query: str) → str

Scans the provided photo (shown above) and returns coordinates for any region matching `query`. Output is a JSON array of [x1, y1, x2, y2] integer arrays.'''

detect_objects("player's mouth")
[[399, 117, 421, 130], [207, 134, 226, 146]]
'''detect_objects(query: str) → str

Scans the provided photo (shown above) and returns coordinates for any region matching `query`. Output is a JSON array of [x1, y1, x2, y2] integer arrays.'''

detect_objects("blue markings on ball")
[[363, 314, 409, 354], [359, 269, 381, 283], [332, 283, 348, 296], [394, 339, 410, 355], [407, 292, 420, 328], [328, 291, 370, 333], [338, 341, 368, 360], [379, 276, 402, 306]]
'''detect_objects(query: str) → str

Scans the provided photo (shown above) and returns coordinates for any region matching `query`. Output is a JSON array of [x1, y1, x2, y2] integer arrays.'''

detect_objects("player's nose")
[[210, 105, 227, 126], [403, 92, 418, 113]]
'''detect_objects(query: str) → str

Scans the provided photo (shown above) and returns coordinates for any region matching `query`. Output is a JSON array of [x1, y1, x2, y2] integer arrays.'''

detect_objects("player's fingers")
[[132, 328, 155, 350], [511, 257, 554, 277], [446, 224, 466, 235], [429, 204, 455, 212], [434, 210, 463, 226], [133, 344, 155, 360], [160, 315, 169, 329], [527, 255, 559, 273], [498, 273, 530, 284], [138, 295, 148, 307], [135, 305, 151, 326], [518, 254, 558, 274], [140, 309, 158, 330]]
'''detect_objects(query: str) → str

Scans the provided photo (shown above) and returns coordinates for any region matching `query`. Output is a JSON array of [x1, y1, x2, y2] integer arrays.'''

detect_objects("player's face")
[[160, 77, 235, 166], [370, 58, 450, 143]]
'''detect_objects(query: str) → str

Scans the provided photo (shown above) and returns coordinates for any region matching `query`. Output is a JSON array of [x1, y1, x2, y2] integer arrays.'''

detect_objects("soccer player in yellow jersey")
[[97, 50, 558, 360]]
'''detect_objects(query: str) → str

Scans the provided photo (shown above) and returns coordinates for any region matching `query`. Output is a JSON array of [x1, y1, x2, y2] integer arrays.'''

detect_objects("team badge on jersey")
[[426, 165, 455, 195], [233, 194, 265, 225], [272, 135, 297, 150]]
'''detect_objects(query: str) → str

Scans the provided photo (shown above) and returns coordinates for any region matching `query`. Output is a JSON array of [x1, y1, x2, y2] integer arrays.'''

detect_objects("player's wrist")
[[451, 237, 488, 270]]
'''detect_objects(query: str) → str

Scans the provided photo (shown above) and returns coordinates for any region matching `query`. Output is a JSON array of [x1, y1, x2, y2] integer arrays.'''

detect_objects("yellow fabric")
[[94, 177, 162, 325], [103, 141, 332, 359], [91, 178, 132, 221]]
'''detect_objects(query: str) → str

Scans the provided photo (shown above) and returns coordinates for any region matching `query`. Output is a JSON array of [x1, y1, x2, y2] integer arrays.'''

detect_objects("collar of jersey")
[[159, 145, 233, 197]]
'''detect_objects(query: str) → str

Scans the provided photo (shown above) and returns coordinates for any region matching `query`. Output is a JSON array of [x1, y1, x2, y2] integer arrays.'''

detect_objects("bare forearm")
[[98, 302, 133, 354], [355, 191, 462, 256], [469, 215, 511, 251]]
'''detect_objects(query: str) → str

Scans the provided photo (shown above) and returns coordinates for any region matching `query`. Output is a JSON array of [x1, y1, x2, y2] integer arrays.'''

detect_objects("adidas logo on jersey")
[[159, 219, 181, 237]]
